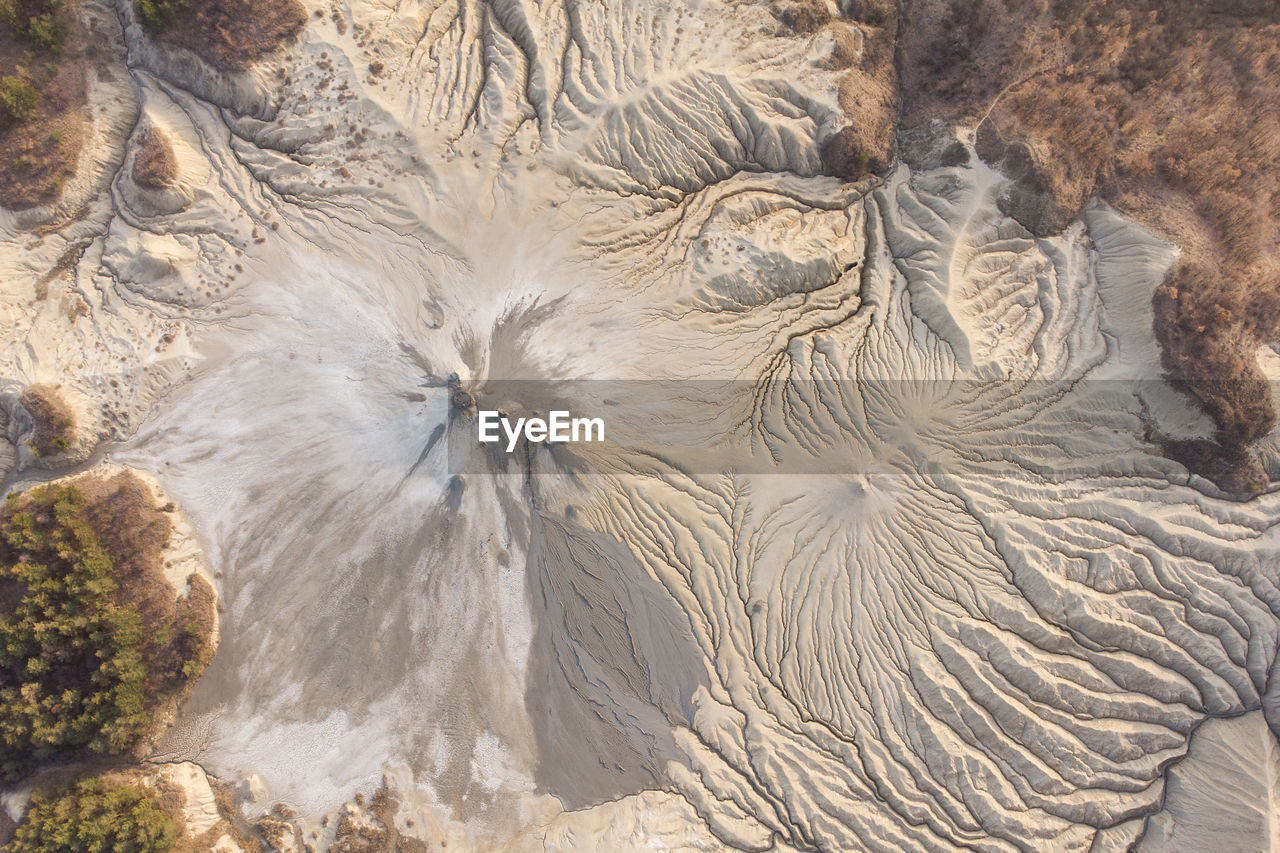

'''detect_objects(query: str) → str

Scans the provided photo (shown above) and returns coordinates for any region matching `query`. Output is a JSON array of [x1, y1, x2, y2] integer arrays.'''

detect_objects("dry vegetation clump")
[[132, 124, 176, 189], [17, 384, 73, 457], [772, 0, 832, 35], [825, 24, 862, 68], [137, 0, 306, 73], [898, 0, 1280, 488], [818, 0, 898, 181], [0, 0, 86, 208], [250, 804, 300, 852], [328, 788, 428, 853], [843, 0, 895, 26], [821, 124, 886, 179]]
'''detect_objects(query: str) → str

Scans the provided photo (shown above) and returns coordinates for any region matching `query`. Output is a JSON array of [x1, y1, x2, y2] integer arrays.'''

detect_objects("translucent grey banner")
[[438, 379, 1276, 479]]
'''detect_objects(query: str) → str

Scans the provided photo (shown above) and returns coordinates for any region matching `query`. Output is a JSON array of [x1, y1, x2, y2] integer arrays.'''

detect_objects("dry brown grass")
[[158, 0, 306, 73], [251, 805, 301, 852], [0, 0, 85, 209], [898, 0, 1280, 489], [772, 0, 832, 35], [327, 788, 428, 853], [819, 0, 898, 180], [131, 124, 176, 189], [18, 383, 74, 457]]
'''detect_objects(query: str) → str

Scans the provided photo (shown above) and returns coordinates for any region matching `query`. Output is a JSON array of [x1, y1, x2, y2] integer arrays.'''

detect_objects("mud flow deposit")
[[1, 0, 1279, 850]]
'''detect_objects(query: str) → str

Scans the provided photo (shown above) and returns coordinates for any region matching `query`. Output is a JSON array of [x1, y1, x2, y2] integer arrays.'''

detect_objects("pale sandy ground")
[[1138, 711, 1280, 853], [2, 0, 1280, 850]]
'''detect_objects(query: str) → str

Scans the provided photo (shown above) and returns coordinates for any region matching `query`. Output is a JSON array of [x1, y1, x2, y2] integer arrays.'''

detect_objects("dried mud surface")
[[0, 0, 1277, 851]]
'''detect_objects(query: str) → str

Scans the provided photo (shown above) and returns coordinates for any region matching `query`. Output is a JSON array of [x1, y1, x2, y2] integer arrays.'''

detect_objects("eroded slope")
[[0, 0, 1277, 851]]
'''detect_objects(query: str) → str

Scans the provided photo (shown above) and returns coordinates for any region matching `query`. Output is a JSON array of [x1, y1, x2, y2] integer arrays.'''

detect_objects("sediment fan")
[[5, 0, 1277, 849]]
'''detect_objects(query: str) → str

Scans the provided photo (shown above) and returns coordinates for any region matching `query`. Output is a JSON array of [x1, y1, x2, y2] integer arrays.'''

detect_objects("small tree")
[[133, 0, 185, 33], [0, 0, 65, 50], [0, 75, 39, 128], [25, 11, 65, 51]]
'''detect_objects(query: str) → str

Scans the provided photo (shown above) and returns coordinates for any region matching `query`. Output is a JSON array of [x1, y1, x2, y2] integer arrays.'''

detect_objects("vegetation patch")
[[17, 384, 74, 457], [817, 0, 898, 182], [328, 789, 428, 853], [820, 126, 875, 180], [137, 0, 306, 73], [0, 75, 37, 126], [3, 776, 179, 853], [0, 473, 215, 782], [897, 0, 1280, 487], [0, 0, 64, 53], [131, 124, 176, 189], [772, 0, 832, 35], [0, 0, 86, 208]]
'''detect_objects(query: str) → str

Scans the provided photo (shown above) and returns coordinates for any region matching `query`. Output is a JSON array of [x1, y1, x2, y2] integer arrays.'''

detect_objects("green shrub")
[[0, 485, 154, 782], [133, 0, 185, 33], [0, 0, 65, 51], [24, 11, 64, 51], [0, 75, 39, 129], [4, 777, 178, 853]]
